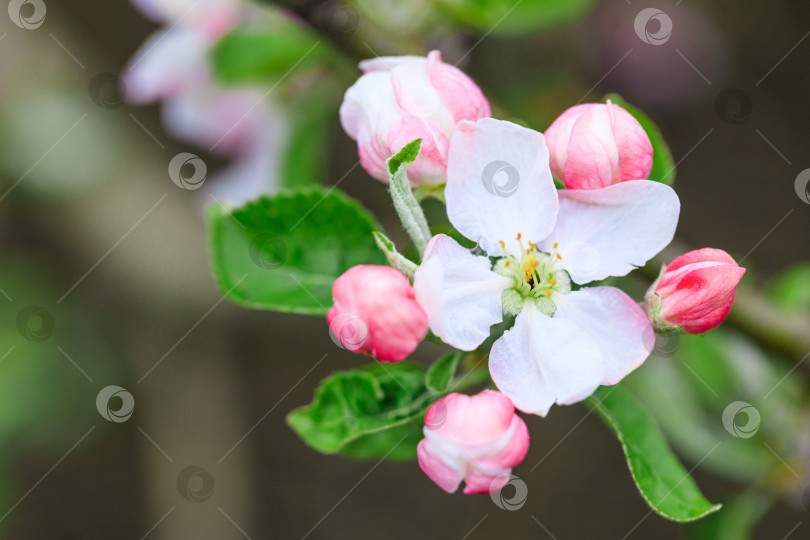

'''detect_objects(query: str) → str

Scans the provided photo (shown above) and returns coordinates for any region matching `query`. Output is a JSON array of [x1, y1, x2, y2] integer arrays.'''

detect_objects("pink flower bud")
[[645, 248, 746, 334], [418, 390, 529, 494], [340, 50, 491, 185], [544, 101, 653, 190], [327, 265, 428, 363]]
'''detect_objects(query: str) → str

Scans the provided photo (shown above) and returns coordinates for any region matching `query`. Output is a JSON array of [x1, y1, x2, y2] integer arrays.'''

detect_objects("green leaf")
[[387, 140, 431, 257], [625, 329, 802, 487], [764, 262, 810, 313], [604, 93, 676, 185], [287, 362, 432, 460], [387, 139, 423, 175], [425, 351, 463, 393], [436, 0, 596, 36], [340, 421, 424, 462], [206, 187, 385, 315], [690, 490, 772, 540], [210, 27, 328, 85], [586, 385, 722, 522]]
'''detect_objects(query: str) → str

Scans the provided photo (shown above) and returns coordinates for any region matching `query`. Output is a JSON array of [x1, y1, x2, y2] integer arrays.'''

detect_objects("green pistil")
[[494, 236, 572, 317]]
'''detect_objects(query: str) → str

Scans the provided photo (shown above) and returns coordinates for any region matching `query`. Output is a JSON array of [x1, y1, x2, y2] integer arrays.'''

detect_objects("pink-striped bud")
[[340, 50, 491, 185], [418, 390, 529, 494], [645, 248, 746, 334], [327, 265, 428, 363], [544, 101, 653, 190]]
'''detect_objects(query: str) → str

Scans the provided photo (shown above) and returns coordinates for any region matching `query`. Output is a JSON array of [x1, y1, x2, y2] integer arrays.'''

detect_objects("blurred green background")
[[0, 0, 808, 538]]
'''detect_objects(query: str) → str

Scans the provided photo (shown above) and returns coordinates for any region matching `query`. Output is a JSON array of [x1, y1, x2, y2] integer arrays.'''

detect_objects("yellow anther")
[[505, 260, 511, 267], [544, 288, 553, 298], [516, 233, 522, 240], [556, 253, 562, 260], [499, 240, 505, 248], [521, 255, 539, 276], [553, 242, 559, 249], [549, 277, 557, 286]]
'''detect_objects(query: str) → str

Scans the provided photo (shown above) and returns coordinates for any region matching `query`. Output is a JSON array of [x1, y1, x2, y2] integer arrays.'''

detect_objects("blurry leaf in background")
[[435, 0, 596, 35], [689, 489, 773, 540], [353, 0, 434, 32], [206, 187, 386, 315], [280, 84, 341, 190], [210, 25, 333, 86], [586, 385, 722, 522], [0, 259, 123, 449], [604, 93, 676, 186], [625, 329, 806, 488], [764, 263, 810, 313], [287, 362, 432, 461]]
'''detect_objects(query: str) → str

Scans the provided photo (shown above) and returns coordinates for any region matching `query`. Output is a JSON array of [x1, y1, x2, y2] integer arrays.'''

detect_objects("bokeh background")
[[0, 0, 808, 538]]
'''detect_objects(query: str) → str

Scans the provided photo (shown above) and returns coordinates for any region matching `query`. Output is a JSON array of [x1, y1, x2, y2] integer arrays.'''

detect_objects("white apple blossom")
[[413, 118, 680, 416]]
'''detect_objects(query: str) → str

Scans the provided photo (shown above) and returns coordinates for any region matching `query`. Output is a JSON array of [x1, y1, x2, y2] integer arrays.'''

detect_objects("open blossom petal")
[[413, 235, 511, 351], [489, 302, 604, 416], [131, 0, 241, 36], [538, 180, 679, 283], [123, 27, 210, 104], [554, 287, 653, 385], [418, 390, 529, 494], [446, 118, 559, 258]]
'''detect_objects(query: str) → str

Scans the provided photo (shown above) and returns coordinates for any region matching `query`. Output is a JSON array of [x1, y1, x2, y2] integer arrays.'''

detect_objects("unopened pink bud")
[[645, 248, 746, 334], [340, 50, 490, 185], [417, 390, 529, 494], [544, 101, 653, 190], [327, 265, 428, 363]]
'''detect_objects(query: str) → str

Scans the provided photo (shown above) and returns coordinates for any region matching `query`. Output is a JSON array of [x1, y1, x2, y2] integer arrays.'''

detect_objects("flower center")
[[495, 233, 571, 316]]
